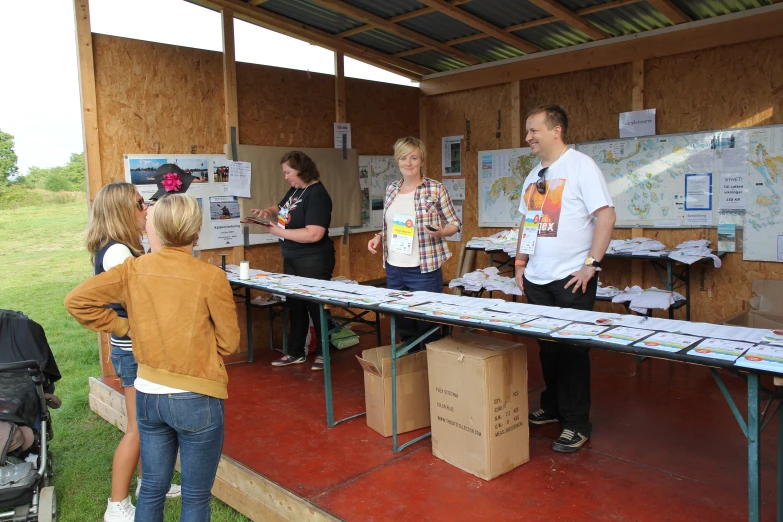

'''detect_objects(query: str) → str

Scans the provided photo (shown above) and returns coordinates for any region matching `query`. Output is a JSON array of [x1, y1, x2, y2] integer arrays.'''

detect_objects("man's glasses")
[[536, 167, 549, 195]]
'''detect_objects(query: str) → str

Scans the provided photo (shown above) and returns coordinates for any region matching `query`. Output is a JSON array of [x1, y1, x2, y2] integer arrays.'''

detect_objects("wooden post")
[[630, 60, 645, 289], [74, 0, 114, 378], [510, 81, 522, 148], [335, 52, 350, 279], [222, 8, 245, 263], [73, 0, 103, 202]]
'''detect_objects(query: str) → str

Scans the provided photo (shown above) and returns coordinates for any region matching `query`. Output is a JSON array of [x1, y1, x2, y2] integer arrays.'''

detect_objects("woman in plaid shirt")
[[367, 137, 462, 343]]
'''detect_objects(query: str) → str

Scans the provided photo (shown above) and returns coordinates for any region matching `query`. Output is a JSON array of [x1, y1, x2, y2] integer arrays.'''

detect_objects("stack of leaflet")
[[611, 286, 685, 314], [606, 237, 667, 256], [448, 267, 523, 296], [596, 281, 622, 298], [668, 240, 722, 267], [466, 230, 518, 254]]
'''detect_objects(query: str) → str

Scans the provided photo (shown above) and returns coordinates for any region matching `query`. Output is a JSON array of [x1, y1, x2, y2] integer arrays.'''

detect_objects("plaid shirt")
[[382, 177, 462, 273]]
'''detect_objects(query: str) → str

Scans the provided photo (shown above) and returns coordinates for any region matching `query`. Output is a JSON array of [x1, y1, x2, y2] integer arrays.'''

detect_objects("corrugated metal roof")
[[452, 37, 525, 62], [260, 0, 362, 34], [397, 11, 480, 42], [558, 0, 616, 11], [512, 20, 593, 50], [458, 0, 551, 28], [346, 27, 420, 55], [679, 0, 772, 21], [404, 49, 470, 72], [585, 2, 673, 36], [247, 0, 776, 76], [339, 0, 426, 19]]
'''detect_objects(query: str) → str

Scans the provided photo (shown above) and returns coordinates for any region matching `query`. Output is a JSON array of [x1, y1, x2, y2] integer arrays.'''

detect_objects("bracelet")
[[514, 260, 527, 267], [374, 233, 382, 237]]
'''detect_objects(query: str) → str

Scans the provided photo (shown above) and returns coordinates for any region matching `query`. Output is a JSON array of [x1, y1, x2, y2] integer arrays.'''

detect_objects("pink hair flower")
[[162, 172, 183, 192]]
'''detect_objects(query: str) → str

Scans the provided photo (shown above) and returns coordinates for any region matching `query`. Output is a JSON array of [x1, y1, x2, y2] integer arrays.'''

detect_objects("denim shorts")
[[110, 349, 138, 388]]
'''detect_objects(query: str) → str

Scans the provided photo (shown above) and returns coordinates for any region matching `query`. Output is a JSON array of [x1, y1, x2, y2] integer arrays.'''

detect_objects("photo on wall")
[[212, 157, 231, 183], [174, 157, 209, 183], [209, 196, 240, 220], [129, 158, 166, 185]]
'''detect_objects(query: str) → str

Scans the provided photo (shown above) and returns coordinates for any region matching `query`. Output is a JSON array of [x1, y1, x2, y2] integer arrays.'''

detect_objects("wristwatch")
[[584, 257, 602, 270]]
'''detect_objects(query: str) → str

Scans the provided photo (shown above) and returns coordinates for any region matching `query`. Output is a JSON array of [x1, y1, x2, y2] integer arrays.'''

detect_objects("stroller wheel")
[[37, 486, 56, 522]]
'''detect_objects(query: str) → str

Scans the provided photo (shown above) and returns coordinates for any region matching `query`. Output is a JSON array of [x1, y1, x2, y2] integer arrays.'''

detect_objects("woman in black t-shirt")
[[250, 151, 335, 370]]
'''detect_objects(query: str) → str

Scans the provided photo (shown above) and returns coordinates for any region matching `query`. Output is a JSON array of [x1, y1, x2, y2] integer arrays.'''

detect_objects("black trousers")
[[523, 274, 597, 436], [283, 247, 335, 358]]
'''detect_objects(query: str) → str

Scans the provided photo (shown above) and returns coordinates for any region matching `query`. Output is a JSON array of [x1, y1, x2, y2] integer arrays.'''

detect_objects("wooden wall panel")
[[93, 35, 225, 184], [520, 63, 633, 144], [646, 36, 783, 135], [346, 78, 419, 155], [237, 63, 334, 148]]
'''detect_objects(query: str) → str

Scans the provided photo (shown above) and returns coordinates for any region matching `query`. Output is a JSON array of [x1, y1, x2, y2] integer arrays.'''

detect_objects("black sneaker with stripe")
[[528, 409, 559, 425], [552, 429, 588, 453]]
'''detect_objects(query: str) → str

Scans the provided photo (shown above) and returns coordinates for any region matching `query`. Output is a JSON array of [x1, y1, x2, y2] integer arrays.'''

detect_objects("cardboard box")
[[426, 332, 529, 481], [723, 280, 783, 330], [356, 346, 430, 437]]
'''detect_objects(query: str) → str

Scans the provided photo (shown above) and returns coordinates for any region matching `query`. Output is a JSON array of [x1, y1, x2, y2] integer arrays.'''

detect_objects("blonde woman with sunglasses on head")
[[85, 182, 180, 522]]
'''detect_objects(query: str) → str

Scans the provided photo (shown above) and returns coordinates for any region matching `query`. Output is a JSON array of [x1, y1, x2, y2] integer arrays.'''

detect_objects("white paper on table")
[[687, 338, 754, 361], [512, 317, 570, 333], [479, 313, 539, 328], [676, 322, 766, 343], [735, 345, 783, 373], [638, 317, 690, 332], [227, 161, 251, 198], [762, 329, 783, 345], [490, 301, 561, 317], [634, 332, 702, 353], [594, 327, 655, 346], [550, 323, 610, 339]]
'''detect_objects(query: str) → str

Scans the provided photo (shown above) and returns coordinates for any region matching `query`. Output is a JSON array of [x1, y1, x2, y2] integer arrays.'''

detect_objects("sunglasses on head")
[[536, 167, 549, 195]]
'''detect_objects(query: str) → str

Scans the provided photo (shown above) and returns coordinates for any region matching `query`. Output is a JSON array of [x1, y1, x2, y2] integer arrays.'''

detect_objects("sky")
[[0, 0, 417, 176]]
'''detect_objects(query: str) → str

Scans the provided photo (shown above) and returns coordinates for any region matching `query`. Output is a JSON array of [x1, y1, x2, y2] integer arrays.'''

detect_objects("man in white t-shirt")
[[514, 105, 616, 453]]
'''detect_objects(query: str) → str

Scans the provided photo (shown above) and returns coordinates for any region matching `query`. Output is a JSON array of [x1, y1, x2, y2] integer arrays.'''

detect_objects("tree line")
[[1, 129, 86, 192]]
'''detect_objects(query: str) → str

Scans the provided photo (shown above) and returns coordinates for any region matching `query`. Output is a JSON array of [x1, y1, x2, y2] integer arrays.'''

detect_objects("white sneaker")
[[136, 478, 182, 498], [104, 496, 135, 522]]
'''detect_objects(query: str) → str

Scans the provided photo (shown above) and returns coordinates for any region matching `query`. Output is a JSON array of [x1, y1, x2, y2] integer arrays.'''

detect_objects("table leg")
[[319, 304, 334, 427], [749, 372, 760, 522], [375, 311, 382, 347], [246, 287, 254, 363]]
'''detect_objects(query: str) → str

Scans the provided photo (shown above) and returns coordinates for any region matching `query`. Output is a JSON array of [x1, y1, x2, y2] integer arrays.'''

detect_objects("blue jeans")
[[135, 391, 225, 522], [385, 262, 443, 346], [109, 348, 137, 387]]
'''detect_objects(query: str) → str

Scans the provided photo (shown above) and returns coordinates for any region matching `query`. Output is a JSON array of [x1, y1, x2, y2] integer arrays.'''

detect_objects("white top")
[[134, 377, 187, 394], [518, 148, 613, 284], [102, 243, 133, 272], [385, 190, 420, 267], [104, 244, 134, 351]]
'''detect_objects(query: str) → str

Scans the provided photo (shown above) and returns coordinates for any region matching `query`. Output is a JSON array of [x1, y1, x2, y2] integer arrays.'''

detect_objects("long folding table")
[[228, 273, 782, 522]]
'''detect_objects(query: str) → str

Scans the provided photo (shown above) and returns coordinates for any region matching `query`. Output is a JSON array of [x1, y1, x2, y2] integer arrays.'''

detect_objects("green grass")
[[0, 201, 248, 521]]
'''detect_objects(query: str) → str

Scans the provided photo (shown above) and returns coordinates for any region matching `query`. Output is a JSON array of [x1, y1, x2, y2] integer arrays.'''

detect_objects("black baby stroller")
[[0, 310, 62, 521]]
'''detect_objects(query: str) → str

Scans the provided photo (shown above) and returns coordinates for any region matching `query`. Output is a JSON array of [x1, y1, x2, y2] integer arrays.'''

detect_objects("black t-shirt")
[[277, 181, 334, 258]]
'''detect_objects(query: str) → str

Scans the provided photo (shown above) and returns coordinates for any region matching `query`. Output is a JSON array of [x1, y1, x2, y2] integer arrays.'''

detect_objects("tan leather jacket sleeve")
[[64, 264, 130, 337], [206, 271, 241, 356]]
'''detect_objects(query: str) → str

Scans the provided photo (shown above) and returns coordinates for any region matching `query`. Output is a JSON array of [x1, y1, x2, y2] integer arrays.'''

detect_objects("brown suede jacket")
[[65, 246, 240, 399]]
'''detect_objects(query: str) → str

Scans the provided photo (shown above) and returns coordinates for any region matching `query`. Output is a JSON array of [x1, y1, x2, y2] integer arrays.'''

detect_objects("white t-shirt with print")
[[517, 148, 613, 285]]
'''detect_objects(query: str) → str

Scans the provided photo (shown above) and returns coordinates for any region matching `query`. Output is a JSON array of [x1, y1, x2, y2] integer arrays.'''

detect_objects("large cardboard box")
[[356, 346, 430, 437], [723, 280, 783, 330], [426, 333, 529, 481]]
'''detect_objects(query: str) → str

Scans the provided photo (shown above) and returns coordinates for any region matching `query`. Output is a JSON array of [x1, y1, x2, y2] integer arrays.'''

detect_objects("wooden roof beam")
[[527, 0, 608, 40], [417, 0, 541, 53], [188, 0, 428, 79], [311, 0, 480, 65], [647, 0, 690, 24]]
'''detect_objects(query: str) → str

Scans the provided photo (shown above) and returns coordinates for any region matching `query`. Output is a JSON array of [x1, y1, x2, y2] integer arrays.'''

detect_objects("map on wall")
[[477, 147, 539, 227], [359, 156, 401, 228], [743, 126, 783, 262]]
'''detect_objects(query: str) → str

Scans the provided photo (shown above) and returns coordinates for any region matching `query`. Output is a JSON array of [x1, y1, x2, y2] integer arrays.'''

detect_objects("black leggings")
[[283, 248, 335, 358]]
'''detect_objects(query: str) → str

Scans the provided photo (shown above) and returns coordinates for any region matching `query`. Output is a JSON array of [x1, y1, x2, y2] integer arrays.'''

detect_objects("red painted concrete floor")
[[103, 325, 782, 521]]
